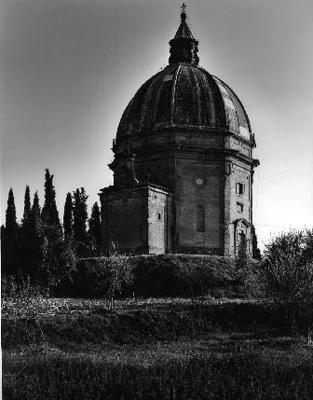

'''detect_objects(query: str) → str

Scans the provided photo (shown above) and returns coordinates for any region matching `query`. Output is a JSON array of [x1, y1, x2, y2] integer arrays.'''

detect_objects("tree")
[[25, 191, 43, 280], [41, 169, 61, 229], [1, 224, 7, 270], [22, 185, 31, 224], [19, 186, 33, 277], [2, 189, 19, 276], [251, 225, 262, 260], [40, 170, 64, 289], [88, 202, 101, 256], [73, 187, 89, 257], [104, 255, 133, 310], [31, 191, 41, 224], [63, 192, 73, 240], [5, 188, 18, 238], [261, 230, 313, 333]]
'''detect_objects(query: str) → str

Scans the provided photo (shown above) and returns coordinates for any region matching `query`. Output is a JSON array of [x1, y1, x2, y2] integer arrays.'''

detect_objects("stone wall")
[[176, 159, 222, 253], [100, 184, 173, 255]]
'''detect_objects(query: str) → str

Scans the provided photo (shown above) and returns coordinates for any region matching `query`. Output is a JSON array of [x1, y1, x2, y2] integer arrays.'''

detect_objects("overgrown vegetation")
[[2, 296, 313, 399], [3, 342, 313, 400], [2, 169, 313, 398], [260, 230, 313, 332], [1, 169, 102, 295]]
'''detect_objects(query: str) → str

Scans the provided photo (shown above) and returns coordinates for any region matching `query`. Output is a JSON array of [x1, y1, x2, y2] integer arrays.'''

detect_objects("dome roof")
[[117, 64, 251, 139], [117, 6, 251, 140]]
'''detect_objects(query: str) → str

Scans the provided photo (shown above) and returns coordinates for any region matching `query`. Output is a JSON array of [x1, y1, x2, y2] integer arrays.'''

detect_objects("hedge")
[[72, 254, 259, 299]]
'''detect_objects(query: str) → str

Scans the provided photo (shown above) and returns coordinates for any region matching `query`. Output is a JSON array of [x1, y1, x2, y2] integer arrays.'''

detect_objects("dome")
[[117, 64, 251, 139], [117, 6, 251, 141]]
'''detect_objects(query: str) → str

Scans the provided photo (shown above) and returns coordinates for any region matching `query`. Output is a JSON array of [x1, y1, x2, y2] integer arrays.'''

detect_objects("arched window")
[[196, 205, 205, 232]]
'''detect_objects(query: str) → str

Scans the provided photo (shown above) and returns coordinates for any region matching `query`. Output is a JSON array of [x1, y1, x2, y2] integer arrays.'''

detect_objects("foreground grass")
[[4, 340, 313, 400], [3, 297, 313, 399]]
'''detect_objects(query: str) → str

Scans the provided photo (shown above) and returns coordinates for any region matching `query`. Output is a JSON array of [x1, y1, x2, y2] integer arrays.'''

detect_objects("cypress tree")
[[3, 188, 18, 276], [41, 169, 61, 229], [22, 185, 31, 224], [88, 202, 101, 256], [252, 225, 261, 260], [5, 188, 18, 237], [22, 191, 43, 280], [73, 187, 89, 257], [40, 170, 63, 289], [31, 191, 41, 225], [63, 192, 73, 240], [19, 185, 33, 276], [1, 224, 7, 273], [59, 192, 77, 295]]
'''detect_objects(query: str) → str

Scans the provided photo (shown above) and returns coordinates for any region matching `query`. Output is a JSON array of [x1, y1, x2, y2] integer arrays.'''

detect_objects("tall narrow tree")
[[40, 170, 63, 288], [19, 191, 44, 280], [31, 191, 41, 225], [88, 202, 101, 256], [2, 189, 18, 276], [41, 169, 61, 229], [63, 192, 73, 240], [252, 225, 261, 260], [22, 185, 31, 224], [73, 187, 89, 257], [19, 185, 33, 276]]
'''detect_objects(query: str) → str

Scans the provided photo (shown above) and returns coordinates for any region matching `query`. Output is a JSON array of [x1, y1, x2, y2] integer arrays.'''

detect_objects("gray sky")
[[1, 0, 313, 248]]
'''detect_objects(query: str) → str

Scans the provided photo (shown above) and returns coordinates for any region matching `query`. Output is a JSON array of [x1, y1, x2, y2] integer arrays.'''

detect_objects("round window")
[[194, 176, 206, 187]]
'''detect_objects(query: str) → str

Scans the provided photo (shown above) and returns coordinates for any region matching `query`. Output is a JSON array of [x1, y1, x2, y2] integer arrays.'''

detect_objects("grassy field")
[[3, 297, 313, 399]]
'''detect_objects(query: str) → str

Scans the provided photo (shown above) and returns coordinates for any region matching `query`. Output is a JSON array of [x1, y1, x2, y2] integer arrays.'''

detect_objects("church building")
[[99, 6, 259, 257]]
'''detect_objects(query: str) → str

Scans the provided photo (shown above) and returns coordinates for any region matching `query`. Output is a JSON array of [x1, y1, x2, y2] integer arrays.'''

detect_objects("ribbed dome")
[[117, 6, 251, 140], [117, 64, 251, 139]]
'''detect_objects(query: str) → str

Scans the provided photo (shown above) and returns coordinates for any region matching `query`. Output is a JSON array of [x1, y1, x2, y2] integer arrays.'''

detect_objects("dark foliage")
[[73, 255, 258, 299], [2, 188, 19, 276], [73, 188, 89, 257], [73, 255, 132, 301], [88, 202, 101, 256], [252, 224, 262, 260], [22, 185, 31, 223], [132, 254, 251, 298], [63, 192, 73, 240], [261, 230, 313, 331], [25, 191, 44, 279], [41, 169, 61, 229], [19, 186, 41, 278]]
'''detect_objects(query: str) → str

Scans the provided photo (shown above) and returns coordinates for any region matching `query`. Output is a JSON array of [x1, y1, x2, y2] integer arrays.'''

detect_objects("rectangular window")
[[236, 182, 244, 195], [157, 212, 161, 221], [237, 202, 244, 213], [196, 205, 205, 232]]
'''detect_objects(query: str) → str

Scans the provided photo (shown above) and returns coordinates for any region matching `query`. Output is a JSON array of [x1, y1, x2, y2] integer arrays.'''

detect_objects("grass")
[[3, 297, 313, 399]]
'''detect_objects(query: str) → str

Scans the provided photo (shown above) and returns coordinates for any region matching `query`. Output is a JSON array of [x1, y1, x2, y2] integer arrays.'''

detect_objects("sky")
[[1, 0, 312, 249]]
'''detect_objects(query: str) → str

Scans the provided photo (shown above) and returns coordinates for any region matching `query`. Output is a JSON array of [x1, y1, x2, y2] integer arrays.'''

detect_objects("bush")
[[72, 254, 259, 300], [260, 230, 313, 331], [1, 275, 49, 301], [133, 254, 259, 299], [73, 255, 132, 304]]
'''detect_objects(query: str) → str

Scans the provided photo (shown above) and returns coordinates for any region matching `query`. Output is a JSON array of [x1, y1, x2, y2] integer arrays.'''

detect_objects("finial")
[[169, 3, 199, 66], [181, 3, 187, 22]]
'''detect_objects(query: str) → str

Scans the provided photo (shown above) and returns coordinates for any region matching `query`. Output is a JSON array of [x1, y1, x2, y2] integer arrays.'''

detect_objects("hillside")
[[3, 297, 313, 399]]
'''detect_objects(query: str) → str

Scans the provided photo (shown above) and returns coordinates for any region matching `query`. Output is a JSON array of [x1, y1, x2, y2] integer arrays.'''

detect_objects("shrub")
[[73, 255, 132, 304], [1, 275, 49, 301], [132, 254, 258, 299], [73, 254, 259, 300], [260, 230, 313, 331]]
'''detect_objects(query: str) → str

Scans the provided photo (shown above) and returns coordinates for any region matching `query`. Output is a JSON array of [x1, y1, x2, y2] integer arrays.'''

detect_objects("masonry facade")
[[99, 8, 259, 257]]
